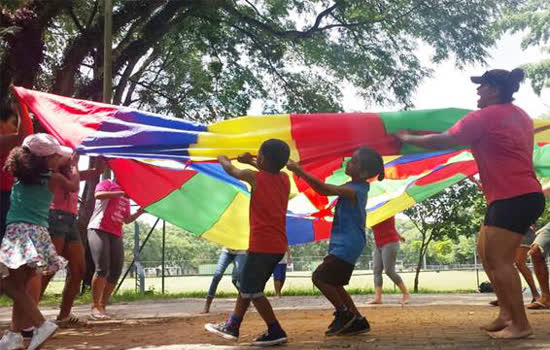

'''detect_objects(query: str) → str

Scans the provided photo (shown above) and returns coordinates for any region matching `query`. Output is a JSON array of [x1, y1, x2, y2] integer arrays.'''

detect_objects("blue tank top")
[[328, 182, 370, 265], [6, 177, 53, 228]]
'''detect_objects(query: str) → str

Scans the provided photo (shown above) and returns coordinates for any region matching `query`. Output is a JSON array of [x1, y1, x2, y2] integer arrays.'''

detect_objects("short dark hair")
[[259, 139, 290, 171], [356, 146, 385, 181], [470, 68, 525, 103]]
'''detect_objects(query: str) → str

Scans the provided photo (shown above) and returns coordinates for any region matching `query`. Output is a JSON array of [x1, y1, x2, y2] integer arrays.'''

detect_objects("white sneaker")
[[27, 321, 58, 350], [0, 330, 24, 350]]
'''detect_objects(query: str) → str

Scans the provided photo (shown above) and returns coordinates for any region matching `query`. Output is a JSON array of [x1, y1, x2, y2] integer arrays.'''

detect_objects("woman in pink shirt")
[[87, 178, 144, 320], [397, 68, 544, 339]]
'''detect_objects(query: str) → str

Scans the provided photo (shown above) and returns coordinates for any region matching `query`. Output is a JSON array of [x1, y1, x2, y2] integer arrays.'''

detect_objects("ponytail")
[[499, 68, 525, 103]]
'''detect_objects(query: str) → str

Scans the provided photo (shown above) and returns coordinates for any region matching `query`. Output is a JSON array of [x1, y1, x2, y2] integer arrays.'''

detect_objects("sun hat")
[[22, 133, 73, 158]]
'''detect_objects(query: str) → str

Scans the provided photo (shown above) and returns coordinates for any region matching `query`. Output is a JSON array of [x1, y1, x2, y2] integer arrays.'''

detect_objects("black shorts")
[[239, 252, 283, 299], [484, 192, 545, 235], [313, 255, 355, 286]]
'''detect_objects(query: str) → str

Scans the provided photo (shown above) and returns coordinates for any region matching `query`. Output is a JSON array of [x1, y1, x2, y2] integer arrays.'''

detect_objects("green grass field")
[[46, 269, 492, 295]]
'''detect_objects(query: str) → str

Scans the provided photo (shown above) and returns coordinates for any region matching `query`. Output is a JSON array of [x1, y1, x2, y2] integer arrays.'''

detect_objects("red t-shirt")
[[249, 171, 290, 254], [372, 216, 401, 248], [0, 153, 14, 191], [447, 104, 541, 204]]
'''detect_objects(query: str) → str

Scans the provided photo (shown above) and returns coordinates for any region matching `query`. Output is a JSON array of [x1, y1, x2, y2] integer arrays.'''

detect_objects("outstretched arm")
[[287, 160, 356, 200], [124, 207, 145, 224], [0, 102, 33, 150], [218, 155, 256, 188], [395, 131, 457, 150]]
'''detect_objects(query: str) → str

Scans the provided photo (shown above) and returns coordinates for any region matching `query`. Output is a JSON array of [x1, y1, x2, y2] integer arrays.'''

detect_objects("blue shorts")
[[239, 252, 283, 299], [273, 263, 287, 281]]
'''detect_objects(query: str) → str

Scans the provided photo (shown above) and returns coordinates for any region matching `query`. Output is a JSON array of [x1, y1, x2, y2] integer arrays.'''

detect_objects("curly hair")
[[3, 146, 49, 185]]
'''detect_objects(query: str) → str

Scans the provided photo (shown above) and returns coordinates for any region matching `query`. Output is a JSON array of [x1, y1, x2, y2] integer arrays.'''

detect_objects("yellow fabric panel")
[[189, 114, 299, 160], [366, 193, 416, 227], [534, 119, 550, 143], [201, 192, 250, 250]]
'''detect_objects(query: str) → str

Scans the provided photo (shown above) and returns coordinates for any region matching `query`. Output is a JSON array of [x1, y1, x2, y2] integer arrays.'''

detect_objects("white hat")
[[22, 133, 73, 158]]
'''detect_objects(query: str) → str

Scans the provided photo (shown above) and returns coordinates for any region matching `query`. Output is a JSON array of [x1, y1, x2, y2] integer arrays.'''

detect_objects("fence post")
[[134, 221, 145, 295]]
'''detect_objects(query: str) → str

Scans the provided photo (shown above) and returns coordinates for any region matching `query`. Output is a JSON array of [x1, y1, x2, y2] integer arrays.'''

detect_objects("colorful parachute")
[[12, 87, 550, 249]]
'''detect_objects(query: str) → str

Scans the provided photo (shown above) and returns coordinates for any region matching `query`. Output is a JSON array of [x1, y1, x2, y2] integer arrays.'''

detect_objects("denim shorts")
[[239, 252, 283, 299], [48, 210, 81, 242]]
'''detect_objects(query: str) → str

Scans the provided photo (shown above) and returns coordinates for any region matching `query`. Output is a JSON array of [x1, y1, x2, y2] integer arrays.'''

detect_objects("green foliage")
[[404, 180, 485, 291], [1, 0, 521, 118], [495, 0, 550, 95], [122, 222, 221, 270]]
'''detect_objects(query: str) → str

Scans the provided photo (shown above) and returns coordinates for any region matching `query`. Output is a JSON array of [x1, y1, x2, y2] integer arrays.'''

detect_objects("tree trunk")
[[414, 243, 426, 293]]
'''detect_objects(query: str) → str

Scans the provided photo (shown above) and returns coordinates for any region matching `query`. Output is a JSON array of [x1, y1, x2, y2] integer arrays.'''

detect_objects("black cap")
[[470, 69, 511, 86]]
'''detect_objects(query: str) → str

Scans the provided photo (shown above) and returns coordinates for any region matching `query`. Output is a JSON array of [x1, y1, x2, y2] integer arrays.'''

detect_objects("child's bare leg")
[[313, 274, 344, 308], [336, 287, 360, 316], [252, 296, 278, 325], [233, 293, 251, 319], [4, 267, 45, 331]]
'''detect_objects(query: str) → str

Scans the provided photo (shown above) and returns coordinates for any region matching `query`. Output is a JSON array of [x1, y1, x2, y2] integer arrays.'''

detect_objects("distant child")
[[287, 146, 384, 336], [0, 134, 73, 350], [205, 139, 291, 346]]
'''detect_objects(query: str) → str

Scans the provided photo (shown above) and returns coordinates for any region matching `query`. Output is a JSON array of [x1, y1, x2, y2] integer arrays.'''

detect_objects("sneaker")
[[204, 322, 239, 340], [20, 328, 33, 340], [27, 321, 58, 350], [0, 330, 24, 350], [251, 329, 288, 346], [325, 309, 356, 336], [340, 317, 371, 336]]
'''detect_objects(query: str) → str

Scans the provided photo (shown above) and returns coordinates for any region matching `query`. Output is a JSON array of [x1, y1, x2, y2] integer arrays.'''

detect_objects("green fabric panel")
[[325, 158, 350, 186], [534, 144, 550, 177], [406, 173, 467, 202], [145, 173, 238, 236], [380, 108, 471, 154]]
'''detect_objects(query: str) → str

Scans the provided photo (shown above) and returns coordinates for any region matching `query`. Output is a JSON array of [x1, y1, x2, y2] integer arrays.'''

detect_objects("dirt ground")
[[27, 305, 550, 350]]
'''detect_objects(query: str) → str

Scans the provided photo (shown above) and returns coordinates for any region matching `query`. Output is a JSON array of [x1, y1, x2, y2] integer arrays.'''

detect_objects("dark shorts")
[[239, 252, 283, 299], [484, 192, 545, 235], [48, 210, 81, 242], [313, 254, 355, 286], [0, 191, 10, 242], [273, 263, 287, 281]]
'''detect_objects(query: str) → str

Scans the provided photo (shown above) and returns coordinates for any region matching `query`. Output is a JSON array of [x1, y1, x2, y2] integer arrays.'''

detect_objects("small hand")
[[217, 155, 229, 163], [399, 235, 406, 243], [395, 131, 413, 143], [237, 152, 255, 165], [286, 159, 301, 172]]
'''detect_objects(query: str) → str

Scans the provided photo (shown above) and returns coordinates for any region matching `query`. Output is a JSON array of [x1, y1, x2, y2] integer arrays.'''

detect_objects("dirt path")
[[33, 305, 550, 350]]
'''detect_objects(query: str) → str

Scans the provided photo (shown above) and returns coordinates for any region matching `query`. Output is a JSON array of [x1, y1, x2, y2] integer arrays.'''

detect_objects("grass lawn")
[[46, 269, 491, 295]]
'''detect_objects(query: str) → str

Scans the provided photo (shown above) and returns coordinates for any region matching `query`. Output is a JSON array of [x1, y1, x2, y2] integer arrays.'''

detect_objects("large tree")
[[1, 0, 519, 252], [404, 180, 485, 292], [496, 0, 549, 96]]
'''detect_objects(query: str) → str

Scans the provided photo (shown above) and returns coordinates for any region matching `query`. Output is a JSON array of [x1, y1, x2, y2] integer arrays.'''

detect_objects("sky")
[[341, 32, 550, 118]]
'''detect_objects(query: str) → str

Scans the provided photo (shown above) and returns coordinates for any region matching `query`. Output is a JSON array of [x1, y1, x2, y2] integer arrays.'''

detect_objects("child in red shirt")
[[205, 139, 290, 346]]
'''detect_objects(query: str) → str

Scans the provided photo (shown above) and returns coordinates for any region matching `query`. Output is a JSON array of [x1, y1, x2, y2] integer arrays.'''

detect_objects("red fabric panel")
[[290, 113, 400, 165], [313, 219, 332, 241], [414, 161, 477, 186], [12, 86, 118, 148], [109, 158, 197, 207], [385, 151, 463, 179]]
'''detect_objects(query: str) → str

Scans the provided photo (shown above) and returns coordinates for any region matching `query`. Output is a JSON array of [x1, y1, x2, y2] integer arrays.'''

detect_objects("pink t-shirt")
[[447, 104, 541, 204], [87, 179, 130, 237], [50, 186, 79, 215]]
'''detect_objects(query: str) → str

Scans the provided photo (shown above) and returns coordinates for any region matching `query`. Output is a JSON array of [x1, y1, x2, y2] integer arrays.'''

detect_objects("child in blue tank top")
[[0, 134, 77, 350], [288, 146, 384, 337]]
